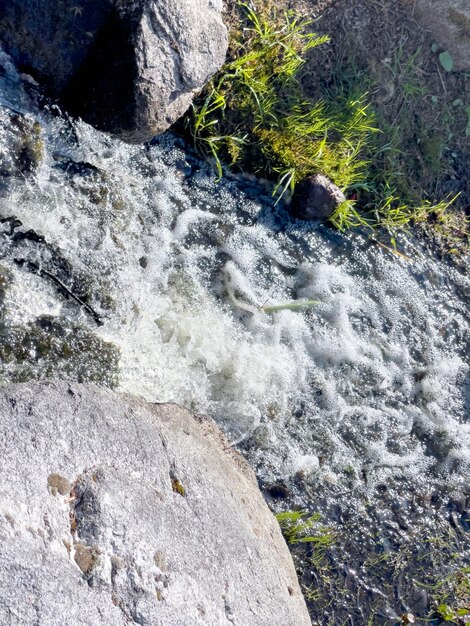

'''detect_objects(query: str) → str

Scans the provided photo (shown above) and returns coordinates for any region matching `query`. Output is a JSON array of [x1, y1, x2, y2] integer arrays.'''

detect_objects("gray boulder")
[[0, 382, 310, 626], [0, 0, 228, 142]]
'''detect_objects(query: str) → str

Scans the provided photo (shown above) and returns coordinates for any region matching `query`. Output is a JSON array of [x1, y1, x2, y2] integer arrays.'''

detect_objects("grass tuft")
[[276, 510, 335, 549], [188, 2, 376, 202]]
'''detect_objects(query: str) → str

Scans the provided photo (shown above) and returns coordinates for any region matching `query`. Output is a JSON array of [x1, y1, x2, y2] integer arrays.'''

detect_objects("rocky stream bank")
[[0, 0, 469, 625]]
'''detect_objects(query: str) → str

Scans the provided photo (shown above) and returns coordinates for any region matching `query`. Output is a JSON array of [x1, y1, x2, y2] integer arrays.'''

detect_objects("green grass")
[[328, 42, 469, 250], [426, 566, 470, 624], [276, 510, 335, 546], [188, 2, 375, 199], [186, 1, 468, 251], [275, 505, 470, 624]]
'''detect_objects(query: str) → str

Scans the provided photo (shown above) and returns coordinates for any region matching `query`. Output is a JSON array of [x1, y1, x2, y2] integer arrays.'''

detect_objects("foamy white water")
[[1, 48, 469, 621]]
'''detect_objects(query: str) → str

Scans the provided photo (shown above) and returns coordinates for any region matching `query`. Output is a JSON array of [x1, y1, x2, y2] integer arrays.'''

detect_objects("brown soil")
[[301, 0, 470, 202]]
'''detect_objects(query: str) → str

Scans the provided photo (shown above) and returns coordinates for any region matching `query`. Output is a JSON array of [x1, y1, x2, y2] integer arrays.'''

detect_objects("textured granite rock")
[[0, 0, 228, 142], [0, 381, 310, 625]]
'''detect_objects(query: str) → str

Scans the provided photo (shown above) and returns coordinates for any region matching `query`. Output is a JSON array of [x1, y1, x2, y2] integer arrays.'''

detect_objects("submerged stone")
[[0, 112, 43, 177], [0, 315, 120, 386]]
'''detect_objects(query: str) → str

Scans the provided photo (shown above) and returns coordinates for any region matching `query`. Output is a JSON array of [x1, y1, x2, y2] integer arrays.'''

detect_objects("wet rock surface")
[[0, 111, 44, 177], [0, 313, 120, 386], [0, 262, 119, 386], [0, 0, 228, 142], [290, 173, 346, 221], [0, 381, 310, 626]]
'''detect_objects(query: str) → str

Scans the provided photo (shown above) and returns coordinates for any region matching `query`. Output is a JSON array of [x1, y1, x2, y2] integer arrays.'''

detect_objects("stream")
[[0, 48, 469, 624]]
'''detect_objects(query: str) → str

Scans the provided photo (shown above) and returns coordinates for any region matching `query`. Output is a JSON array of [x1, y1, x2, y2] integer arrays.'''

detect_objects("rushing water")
[[1, 49, 469, 624]]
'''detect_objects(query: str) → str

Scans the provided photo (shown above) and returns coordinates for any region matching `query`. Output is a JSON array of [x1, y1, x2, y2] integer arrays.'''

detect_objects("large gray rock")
[[411, 0, 470, 71], [0, 382, 310, 626], [0, 0, 228, 142]]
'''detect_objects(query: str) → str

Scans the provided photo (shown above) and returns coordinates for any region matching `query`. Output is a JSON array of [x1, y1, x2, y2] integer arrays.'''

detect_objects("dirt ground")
[[303, 0, 470, 198]]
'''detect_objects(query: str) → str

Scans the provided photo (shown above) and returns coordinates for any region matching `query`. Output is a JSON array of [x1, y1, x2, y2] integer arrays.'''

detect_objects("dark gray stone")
[[0, 0, 228, 142], [290, 173, 346, 221], [0, 381, 310, 626], [0, 111, 44, 177]]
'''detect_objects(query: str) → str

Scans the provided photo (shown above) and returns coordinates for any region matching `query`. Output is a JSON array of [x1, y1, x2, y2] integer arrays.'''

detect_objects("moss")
[[171, 476, 186, 497]]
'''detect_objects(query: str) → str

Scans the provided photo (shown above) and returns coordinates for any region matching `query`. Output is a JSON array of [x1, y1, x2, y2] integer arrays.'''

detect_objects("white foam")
[[0, 73, 468, 497]]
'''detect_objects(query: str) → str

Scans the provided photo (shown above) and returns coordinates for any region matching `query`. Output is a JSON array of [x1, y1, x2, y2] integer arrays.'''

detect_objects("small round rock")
[[290, 173, 346, 221]]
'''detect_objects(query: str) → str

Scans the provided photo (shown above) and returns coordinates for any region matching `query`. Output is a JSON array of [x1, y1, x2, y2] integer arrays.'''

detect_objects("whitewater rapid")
[[1, 48, 469, 622]]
